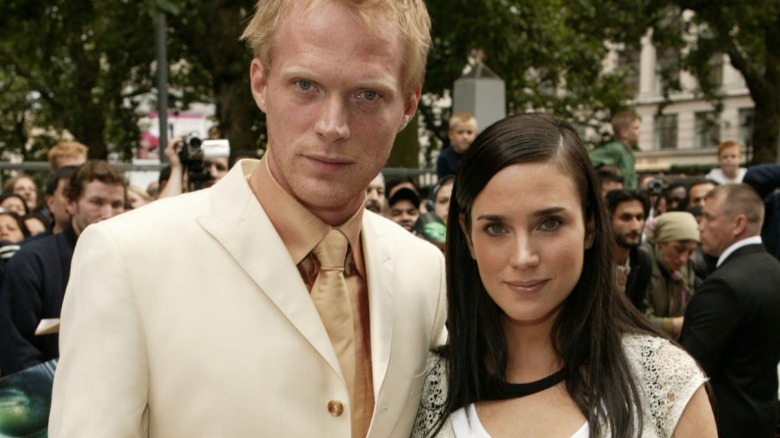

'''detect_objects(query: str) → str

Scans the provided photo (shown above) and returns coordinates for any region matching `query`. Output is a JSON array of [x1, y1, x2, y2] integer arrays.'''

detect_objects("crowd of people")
[[0, 0, 778, 437]]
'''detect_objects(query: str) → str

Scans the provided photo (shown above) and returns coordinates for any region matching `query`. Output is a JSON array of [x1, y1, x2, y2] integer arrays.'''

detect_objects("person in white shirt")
[[412, 113, 716, 438], [705, 140, 747, 184]]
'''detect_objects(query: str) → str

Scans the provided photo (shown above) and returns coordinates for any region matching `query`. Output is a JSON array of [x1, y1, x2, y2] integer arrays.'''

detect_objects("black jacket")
[[0, 227, 77, 375], [681, 244, 780, 438], [625, 246, 651, 312], [744, 164, 780, 261]]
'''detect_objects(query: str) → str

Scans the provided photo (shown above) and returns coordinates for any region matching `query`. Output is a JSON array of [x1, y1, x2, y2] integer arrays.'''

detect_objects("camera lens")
[[187, 136, 202, 148]]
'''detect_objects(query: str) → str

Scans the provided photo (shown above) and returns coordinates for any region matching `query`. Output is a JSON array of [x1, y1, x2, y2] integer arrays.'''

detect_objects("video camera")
[[178, 134, 231, 190], [646, 178, 666, 197]]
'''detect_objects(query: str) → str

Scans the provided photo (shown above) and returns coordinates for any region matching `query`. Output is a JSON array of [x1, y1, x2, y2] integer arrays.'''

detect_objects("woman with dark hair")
[[412, 114, 715, 437], [0, 193, 30, 217], [0, 210, 29, 243], [0, 210, 30, 284]]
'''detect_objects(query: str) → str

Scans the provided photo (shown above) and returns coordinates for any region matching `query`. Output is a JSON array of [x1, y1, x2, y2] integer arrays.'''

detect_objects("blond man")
[[49, 1, 446, 436]]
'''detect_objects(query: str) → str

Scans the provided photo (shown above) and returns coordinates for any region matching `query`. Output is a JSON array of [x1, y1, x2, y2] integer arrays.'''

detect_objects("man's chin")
[[616, 236, 641, 248]]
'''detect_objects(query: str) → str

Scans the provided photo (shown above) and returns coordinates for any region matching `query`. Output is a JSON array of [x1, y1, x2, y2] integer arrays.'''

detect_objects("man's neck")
[[617, 137, 633, 149], [70, 221, 83, 237], [614, 245, 630, 265]]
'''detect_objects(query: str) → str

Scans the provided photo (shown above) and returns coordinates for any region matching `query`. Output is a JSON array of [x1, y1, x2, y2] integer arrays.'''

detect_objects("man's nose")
[[315, 97, 350, 143]]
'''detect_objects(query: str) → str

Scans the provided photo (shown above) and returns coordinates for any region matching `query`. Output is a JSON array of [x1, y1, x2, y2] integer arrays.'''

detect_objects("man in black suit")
[[681, 183, 780, 438]]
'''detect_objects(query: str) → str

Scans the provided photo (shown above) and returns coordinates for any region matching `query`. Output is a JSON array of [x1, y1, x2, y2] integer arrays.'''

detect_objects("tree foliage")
[[0, 0, 159, 160], [0, 0, 776, 165], [0, 0, 263, 162], [675, 0, 778, 163], [622, 0, 780, 163], [420, 0, 643, 166], [165, 0, 265, 152]]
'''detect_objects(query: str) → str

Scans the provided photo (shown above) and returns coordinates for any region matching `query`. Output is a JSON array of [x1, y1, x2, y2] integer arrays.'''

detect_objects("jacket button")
[[327, 400, 344, 416]]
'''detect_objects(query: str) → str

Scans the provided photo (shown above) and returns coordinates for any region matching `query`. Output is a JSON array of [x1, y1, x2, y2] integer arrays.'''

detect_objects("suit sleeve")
[[48, 224, 149, 437], [743, 163, 780, 199], [429, 250, 448, 348], [0, 250, 46, 374], [679, 278, 740, 376]]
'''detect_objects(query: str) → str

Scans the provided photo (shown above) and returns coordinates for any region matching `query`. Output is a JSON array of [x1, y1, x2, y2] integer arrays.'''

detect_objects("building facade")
[[611, 35, 753, 173]]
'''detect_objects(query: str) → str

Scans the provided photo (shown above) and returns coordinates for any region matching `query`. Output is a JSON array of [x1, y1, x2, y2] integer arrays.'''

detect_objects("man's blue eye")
[[297, 80, 312, 91], [361, 90, 378, 101]]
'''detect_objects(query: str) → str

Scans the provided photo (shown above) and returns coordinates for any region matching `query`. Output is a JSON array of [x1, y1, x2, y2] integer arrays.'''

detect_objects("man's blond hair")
[[240, 0, 431, 95], [48, 141, 88, 171]]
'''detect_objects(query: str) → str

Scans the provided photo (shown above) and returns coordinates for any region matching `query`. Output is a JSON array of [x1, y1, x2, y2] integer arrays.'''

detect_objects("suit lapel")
[[362, 214, 395, 399], [194, 161, 342, 377]]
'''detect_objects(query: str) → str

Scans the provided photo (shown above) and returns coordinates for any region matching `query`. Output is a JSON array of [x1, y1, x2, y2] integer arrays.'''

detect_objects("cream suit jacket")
[[49, 160, 447, 437]]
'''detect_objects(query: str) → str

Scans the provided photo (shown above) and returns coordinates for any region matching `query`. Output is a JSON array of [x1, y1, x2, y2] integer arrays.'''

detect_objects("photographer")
[[158, 133, 230, 199]]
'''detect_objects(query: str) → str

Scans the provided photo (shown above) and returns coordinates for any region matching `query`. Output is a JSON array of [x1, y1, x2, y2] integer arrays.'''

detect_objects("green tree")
[[0, 0, 160, 160], [166, 0, 265, 153], [420, 0, 641, 167], [609, 0, 780, 163], [0, 0, 266, 162]]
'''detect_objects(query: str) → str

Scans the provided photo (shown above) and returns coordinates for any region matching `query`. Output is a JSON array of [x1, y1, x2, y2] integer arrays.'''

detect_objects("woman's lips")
[[505, 279, 548, 293]]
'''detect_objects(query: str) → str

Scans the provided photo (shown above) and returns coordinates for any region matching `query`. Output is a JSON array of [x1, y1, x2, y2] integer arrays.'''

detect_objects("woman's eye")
[[485, 223, 507, 236], [540, 218, 561, 231]]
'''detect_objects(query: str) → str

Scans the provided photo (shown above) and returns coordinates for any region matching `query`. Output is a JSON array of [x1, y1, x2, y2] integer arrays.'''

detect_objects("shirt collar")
[[716, 235, 762, 267], [251, 154, 365, 274]]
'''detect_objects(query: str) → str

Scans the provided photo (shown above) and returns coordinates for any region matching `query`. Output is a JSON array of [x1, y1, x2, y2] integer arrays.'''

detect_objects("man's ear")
[[249, 58, 269, 113], [732, 214, 748, 237], [65, 197, 76, 216], [459, 213, 476, 260], [399, 87, 421, 132]]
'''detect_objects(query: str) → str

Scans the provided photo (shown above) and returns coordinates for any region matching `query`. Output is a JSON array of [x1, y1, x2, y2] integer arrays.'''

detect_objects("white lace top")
[[410, 334, 707, 438]]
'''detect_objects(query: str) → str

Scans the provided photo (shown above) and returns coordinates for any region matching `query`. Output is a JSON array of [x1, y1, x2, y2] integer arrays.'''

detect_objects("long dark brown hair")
[[439, 113, 660, 437]]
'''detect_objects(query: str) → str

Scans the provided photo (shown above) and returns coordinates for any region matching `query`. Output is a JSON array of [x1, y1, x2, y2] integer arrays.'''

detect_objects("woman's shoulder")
[[621, 333, 707, 436], [622, 333, 703, 382], [411, 351, 450, 438]]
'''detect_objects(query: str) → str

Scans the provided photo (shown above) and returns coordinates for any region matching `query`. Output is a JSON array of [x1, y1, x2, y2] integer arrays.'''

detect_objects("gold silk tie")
[[311, 229, 356, 400]]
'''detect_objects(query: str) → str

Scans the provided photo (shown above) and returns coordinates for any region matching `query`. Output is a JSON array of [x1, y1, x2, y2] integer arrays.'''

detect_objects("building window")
[[655, 49, 681, 96], [739, 108, 754, 149], [617, 47, 641, 94], [695, 111, 720, 147], [654, 114, 678, 149], [707, 54, 724, 89]]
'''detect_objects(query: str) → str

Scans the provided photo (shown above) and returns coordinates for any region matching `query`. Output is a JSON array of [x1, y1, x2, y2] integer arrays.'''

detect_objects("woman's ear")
[[585, 218, 595, 249], [459, 213, 476, 259]]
